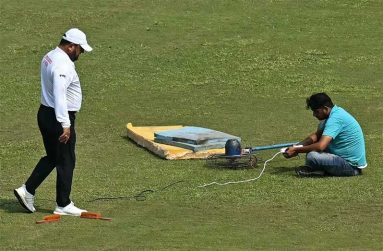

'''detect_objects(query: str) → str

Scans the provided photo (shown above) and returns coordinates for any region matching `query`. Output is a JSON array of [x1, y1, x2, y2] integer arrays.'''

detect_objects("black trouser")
[[25, 105, 76, 207]]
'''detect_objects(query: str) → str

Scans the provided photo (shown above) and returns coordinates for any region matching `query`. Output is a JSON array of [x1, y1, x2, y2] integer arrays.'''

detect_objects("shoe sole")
[[53, 210, 84, 216], [295, 170, 325, 178], [53, 211, 76, 216], [14, 189, 34, 213]]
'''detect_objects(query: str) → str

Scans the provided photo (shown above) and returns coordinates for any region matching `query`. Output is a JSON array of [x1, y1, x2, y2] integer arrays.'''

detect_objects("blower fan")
[[206, 139, 297, 169]]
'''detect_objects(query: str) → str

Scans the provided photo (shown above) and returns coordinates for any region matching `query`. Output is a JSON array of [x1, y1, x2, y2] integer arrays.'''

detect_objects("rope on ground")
[[197, 151, 282, 188]]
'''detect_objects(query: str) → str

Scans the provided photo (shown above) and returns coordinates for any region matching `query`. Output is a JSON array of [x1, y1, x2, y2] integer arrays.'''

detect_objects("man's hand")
[[283, 147, 299, 158], [59, 127, 71, 144]]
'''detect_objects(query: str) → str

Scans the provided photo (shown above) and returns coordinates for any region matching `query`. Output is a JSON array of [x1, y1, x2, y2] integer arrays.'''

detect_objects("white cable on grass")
[[198, 151, 282, 188]]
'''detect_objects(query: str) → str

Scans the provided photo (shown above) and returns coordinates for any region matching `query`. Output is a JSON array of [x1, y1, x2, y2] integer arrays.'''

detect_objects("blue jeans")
[[305, 151, 361, 176]]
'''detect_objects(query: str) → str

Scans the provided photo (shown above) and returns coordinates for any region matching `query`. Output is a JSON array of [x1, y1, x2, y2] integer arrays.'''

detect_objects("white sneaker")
[[14, 184, 36, 213], [53, 201, 87, 216]]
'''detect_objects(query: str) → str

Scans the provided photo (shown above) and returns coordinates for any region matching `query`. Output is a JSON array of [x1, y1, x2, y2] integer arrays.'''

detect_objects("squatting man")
[[283, 92, 367, 177], [14, 28, 92, 215]]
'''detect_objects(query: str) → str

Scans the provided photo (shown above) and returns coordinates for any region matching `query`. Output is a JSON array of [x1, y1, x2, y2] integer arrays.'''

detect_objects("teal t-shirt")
[[319, 105, 367, 167]]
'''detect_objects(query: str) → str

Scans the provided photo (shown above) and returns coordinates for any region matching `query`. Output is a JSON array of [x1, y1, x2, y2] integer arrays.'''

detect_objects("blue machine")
[[154, 126, 241, 152]]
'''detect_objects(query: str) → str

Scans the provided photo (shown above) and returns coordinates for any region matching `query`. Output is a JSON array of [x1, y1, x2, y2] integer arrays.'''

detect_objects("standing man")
[[284, 92, 367, 177], [14, 28, 92, 215]]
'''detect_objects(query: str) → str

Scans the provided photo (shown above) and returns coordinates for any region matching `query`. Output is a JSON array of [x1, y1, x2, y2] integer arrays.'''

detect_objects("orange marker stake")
[[36, 214, 61, 224], [80, 212, 112, 221]]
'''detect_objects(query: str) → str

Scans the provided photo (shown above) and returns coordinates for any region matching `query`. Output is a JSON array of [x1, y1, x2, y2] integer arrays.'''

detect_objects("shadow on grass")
[[0, 197, 53, 214], [203, 156, 295, 171], [270, 166, 297, 175], [270, 166, 348, 179], [0, 198, 27, 214]]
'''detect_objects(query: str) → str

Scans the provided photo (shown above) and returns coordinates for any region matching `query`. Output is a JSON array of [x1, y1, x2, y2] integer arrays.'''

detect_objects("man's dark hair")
[[59, 38, 72, 46], [306, 92, 334, 110]]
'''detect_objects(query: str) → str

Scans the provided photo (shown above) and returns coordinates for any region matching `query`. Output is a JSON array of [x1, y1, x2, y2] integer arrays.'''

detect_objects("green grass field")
[[1, 0, 383, 250]]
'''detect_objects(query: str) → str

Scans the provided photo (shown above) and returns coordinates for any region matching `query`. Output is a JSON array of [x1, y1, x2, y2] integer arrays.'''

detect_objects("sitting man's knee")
[[306, 151, 320, 163]]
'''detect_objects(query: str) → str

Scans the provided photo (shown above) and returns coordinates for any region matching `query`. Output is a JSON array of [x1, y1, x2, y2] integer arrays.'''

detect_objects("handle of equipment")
[[250, 142, 298, 152]]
